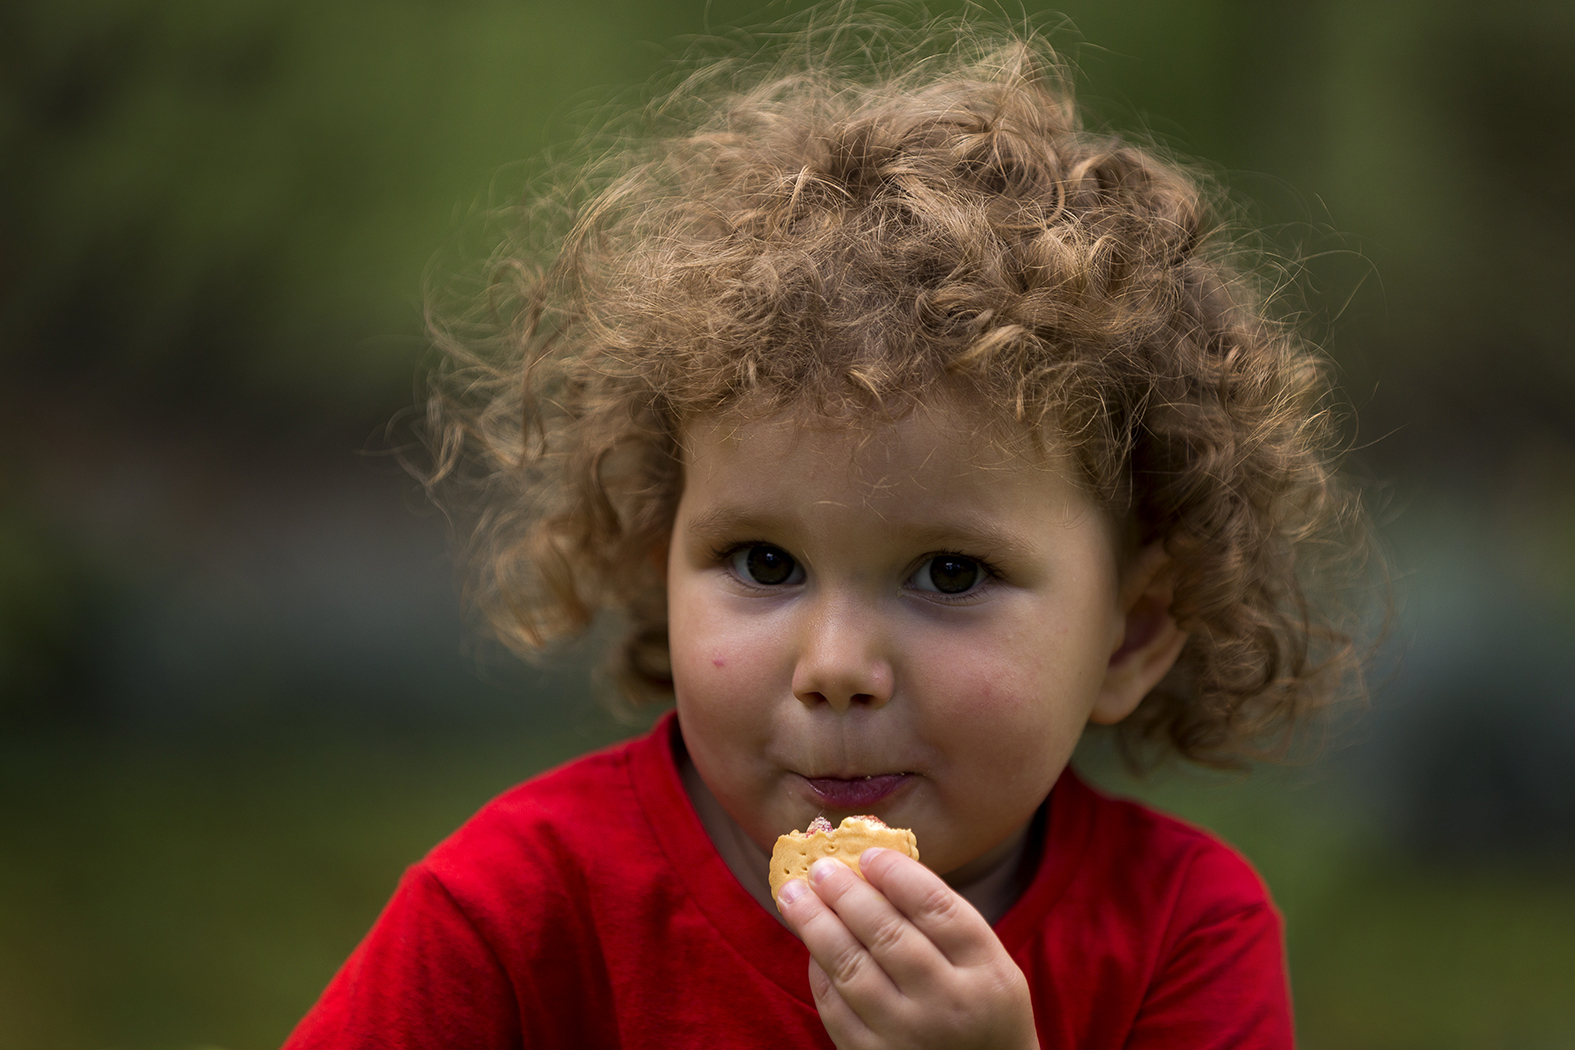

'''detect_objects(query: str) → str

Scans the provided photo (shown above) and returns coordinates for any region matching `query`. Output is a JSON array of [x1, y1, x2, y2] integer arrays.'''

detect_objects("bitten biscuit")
[[769, 815, 920, 904]]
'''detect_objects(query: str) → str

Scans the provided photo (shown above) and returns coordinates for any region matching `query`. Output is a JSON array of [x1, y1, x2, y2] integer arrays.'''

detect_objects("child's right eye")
[[728, 545, 803, 586]]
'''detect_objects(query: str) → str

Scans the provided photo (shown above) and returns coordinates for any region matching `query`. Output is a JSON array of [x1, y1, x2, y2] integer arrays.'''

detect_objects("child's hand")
[[775, 848, 1039, 1050]]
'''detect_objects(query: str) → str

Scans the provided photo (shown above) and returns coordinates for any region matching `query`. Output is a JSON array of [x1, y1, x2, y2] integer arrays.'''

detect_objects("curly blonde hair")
[[424, 18, 1378, 767]]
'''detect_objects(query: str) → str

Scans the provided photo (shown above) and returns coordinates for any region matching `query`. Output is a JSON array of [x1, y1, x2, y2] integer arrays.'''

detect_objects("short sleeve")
[[281, 865, 521, 1050], [1123, 848, 1294, 1050]]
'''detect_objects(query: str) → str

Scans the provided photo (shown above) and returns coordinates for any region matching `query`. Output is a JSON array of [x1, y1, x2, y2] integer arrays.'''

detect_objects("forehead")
[[683, 387, 1068, 469], [684, 406, 1008, 477], [676, 399, 1107, 539]]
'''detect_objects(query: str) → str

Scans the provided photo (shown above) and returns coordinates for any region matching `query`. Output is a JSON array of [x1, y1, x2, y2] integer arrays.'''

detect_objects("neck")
[[678, 751, 786, 925], [947, 820, 1037, 925], [676, 747, 1041, 927]]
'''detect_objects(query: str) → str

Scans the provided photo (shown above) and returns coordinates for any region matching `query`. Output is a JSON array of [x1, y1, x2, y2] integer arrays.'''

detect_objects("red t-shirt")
[[284, 712, 1292, 1048]]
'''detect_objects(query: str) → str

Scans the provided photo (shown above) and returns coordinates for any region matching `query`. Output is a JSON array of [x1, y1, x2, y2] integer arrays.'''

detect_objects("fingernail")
[[860, 847, 887, 867], [777, 878, 807, 906], [810, 858, 840, 884]]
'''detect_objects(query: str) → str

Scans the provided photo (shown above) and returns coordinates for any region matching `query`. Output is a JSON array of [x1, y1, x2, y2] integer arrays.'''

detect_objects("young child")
[[286, 20, 1370, 1050]]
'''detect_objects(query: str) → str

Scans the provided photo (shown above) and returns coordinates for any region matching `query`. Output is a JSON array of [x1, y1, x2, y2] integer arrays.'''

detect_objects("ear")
[[1090, 542, 1188, 725]]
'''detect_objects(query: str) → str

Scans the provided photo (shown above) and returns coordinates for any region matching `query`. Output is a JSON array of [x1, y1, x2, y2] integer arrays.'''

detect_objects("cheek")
[[907, 614, 1105, 741], [927, 658, 1089, 818], [671, 588, 775, 691], [668, 584, 788, 762]]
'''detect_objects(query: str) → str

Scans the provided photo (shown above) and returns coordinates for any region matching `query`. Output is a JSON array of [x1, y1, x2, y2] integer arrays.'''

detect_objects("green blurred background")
[[2, 1, 1573, 1047]]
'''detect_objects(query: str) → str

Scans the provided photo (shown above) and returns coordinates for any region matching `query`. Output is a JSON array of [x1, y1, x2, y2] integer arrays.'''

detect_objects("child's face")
[[667, 402, 1128, 879]]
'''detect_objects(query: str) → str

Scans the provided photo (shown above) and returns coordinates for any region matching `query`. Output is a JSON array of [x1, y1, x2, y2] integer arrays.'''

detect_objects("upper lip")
[[802, 771, 912, 780]]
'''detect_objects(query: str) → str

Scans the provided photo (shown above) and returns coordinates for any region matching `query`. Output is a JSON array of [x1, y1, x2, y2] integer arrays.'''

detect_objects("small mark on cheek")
[[712, 656, 726, 669]]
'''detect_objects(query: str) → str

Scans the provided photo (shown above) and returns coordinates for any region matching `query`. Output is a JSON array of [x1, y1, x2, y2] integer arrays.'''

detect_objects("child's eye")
[[728, 544, 803, 586], [908, 555, 985, 595]]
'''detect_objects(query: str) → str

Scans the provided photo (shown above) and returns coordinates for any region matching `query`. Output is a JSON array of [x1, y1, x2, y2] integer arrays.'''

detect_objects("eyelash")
[[716, 542, 803, 590], [710, 542, 765, 567], [711, 543, 1003, 600], [910, 550, 1003, 603]]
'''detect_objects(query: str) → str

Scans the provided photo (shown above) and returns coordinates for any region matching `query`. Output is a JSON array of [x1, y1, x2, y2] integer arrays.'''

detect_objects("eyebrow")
[[682, 504, 791, 542], [682, 502, 1039, 559], [897, 520, 1037, 558]]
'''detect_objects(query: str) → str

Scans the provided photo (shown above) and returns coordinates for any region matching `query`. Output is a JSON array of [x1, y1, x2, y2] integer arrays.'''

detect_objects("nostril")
[[794, 684, 889, 710]]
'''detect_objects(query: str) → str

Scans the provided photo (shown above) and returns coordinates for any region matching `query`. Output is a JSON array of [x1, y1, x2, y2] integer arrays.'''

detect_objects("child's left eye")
[[907, 555, 985, 595]]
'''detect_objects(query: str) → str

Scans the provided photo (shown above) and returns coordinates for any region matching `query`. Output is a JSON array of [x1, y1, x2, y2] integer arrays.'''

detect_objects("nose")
[[790, 597, 894, 712]]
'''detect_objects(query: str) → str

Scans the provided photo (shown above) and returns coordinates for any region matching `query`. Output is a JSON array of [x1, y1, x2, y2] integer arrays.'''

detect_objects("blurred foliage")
[[2, 0, 1574, 1047], [3, 0, 1571, 442], [2, 0, 670, 422]]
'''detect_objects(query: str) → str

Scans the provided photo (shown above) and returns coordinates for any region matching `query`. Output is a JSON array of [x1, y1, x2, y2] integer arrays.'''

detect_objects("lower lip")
[[805, 774, 912, 809]]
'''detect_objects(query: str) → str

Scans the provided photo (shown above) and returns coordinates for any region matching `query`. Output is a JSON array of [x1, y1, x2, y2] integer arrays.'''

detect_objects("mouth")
[[803, 773, 913, 809]]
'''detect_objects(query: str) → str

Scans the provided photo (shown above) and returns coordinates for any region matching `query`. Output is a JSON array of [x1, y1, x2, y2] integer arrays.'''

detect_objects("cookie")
[[769, 815, 920, 904]]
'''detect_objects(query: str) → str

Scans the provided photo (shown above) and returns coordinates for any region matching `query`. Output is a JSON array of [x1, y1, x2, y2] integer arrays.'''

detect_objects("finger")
[[776, 870, 900, 1009], [807, 956, 876, 1049], [858, 847, 1001, 967], [804, 856, 949, 993]]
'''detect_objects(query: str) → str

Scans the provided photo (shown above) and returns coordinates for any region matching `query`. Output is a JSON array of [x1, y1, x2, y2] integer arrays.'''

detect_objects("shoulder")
[[442, 735, 644, 848], [1063, 778, 1293, 1047], [1062, 771, 1274, 926], [1006, 771, 1292, 1048], [414, 722, 679, 932], [1007, 770, 1282, 976]]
